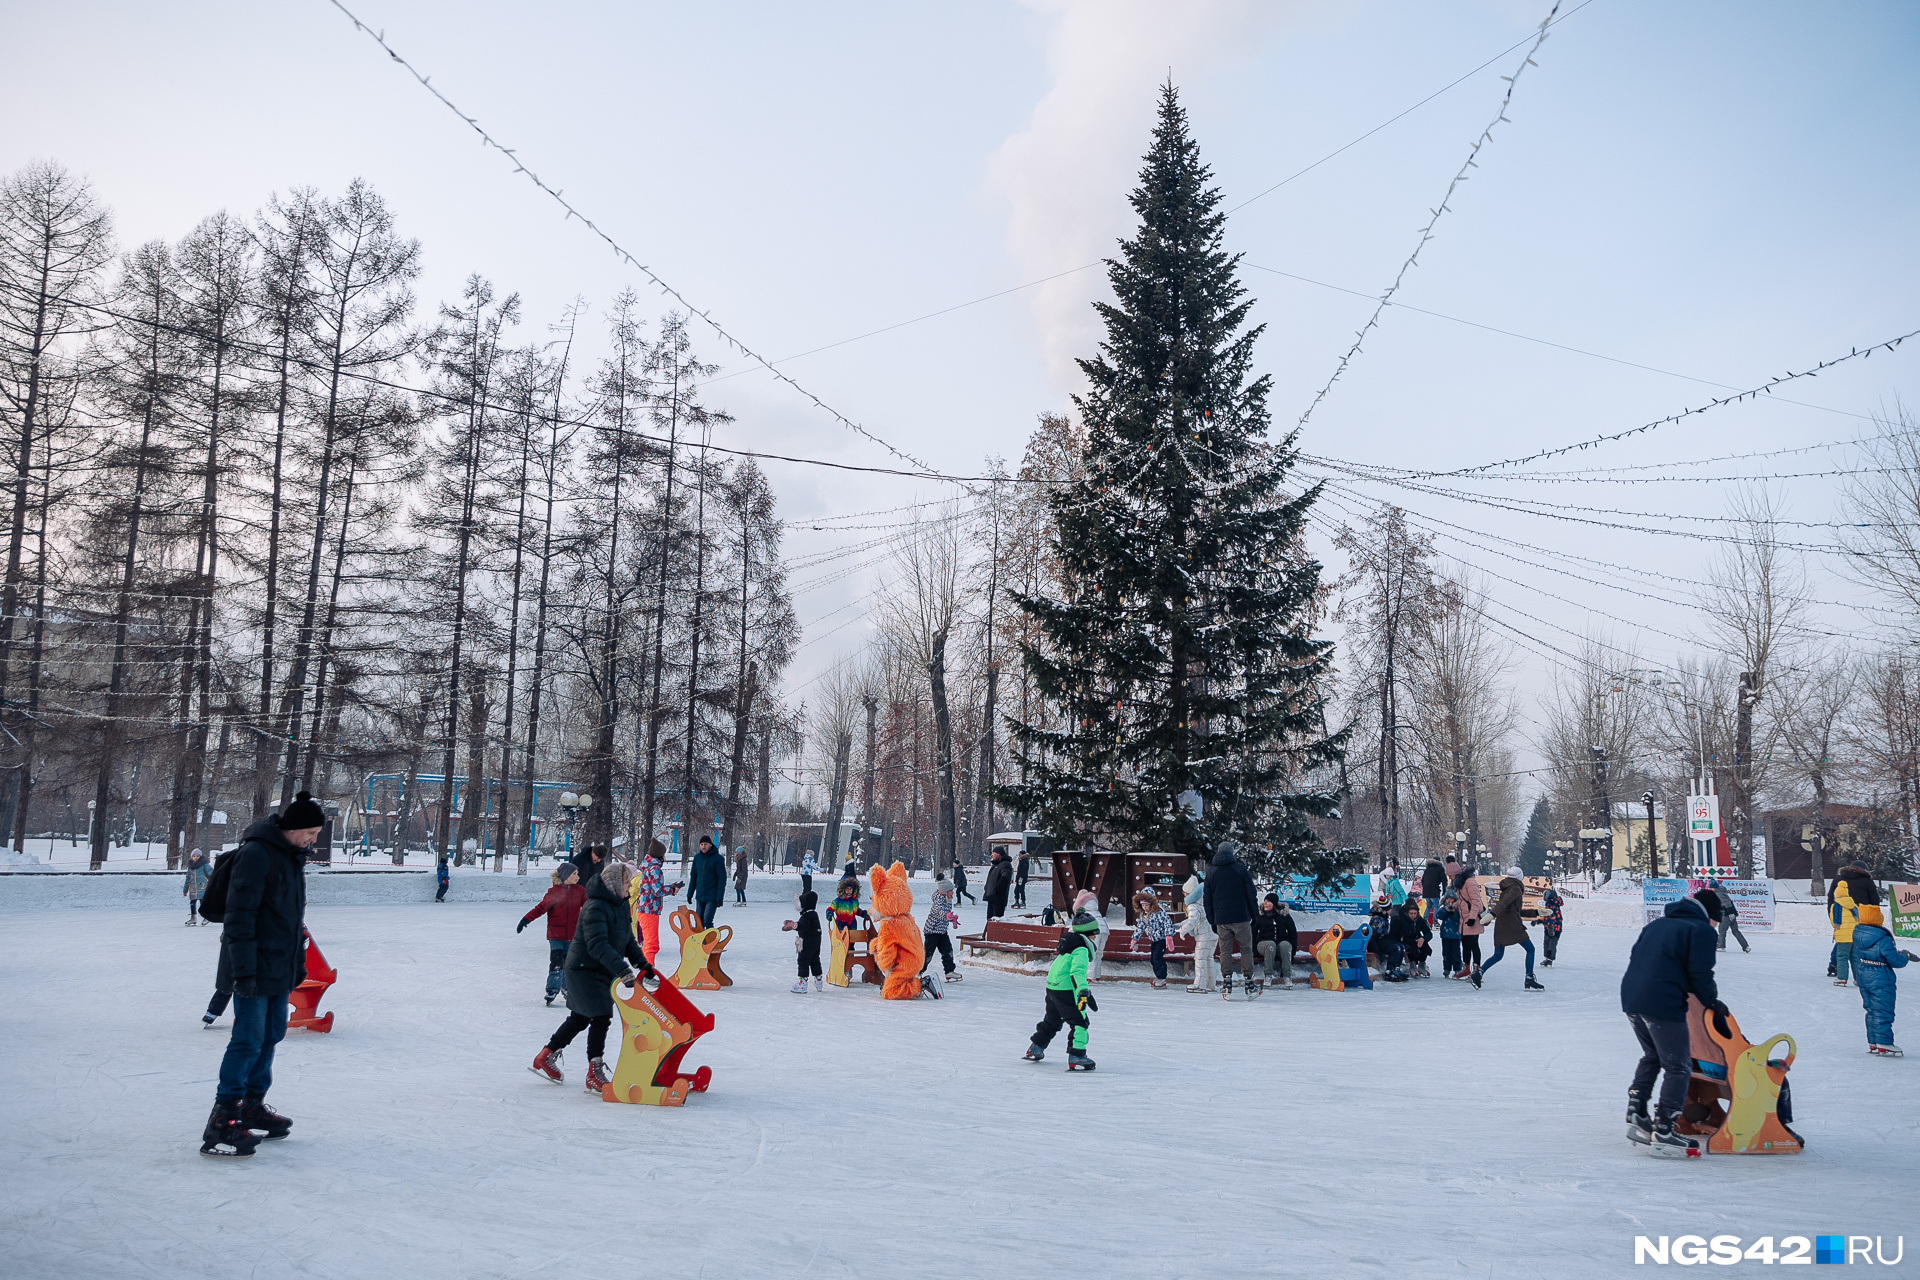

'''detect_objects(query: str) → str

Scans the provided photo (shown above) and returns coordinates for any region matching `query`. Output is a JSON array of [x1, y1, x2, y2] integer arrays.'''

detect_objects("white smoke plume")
[[988, 0, 1291, 394]]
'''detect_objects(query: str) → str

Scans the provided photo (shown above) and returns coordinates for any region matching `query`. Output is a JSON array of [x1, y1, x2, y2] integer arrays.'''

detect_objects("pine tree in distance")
[[998, 84, 1350, 885]]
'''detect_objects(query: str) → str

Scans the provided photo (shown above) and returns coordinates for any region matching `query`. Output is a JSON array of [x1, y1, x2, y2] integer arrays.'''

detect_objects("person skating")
[[732, 846, 751, 905], [685, 835, 727, 929], [951, 857, 976, 904], [183, 848, 211, 925], [1454, 865, 1486, 982], [1204, 840, 1260, 999], [1710, 880, 1748, 953], [1252, 894, 1297, 990], [1478, 866, 1543, 991], [982, 848, 1013, 921], [1419, 858, 1446, 925], [1132, 890, 1176, 988], [434, 856, 449, 903], [799, 849, 819, 897], [920, 871, 963, 985], [1620, 893, 1724, 1157], [1849, 902, 1913, 1056], [1024, 909, 1099, 1069], [1832, 869, 1863, 986], [530, 859, 659, 1092], [199, 792, 324, 1158], [1181, 865, 1216, 993], [518, 863, 585, 1006], [1437, 889, 1463, 979], [1535, 884, 1565, 967], [788, 890, 824, 992]]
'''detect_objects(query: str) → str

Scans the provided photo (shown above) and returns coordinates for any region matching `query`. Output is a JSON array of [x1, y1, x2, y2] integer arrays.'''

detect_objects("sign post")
[[1686, 794, 1721, 873]]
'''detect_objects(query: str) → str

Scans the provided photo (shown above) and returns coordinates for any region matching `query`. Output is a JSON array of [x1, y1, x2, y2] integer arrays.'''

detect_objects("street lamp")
[[1553, 839, 1573, 878], [557, 791, 593, 856], [1642, 790, 1660, 878]]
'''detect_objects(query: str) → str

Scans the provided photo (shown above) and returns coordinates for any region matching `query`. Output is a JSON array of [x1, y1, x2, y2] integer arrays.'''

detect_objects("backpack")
[[198, 849, 238, 923]]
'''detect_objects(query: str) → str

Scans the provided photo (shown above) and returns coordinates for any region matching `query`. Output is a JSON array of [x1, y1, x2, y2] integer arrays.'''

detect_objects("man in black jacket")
[[686, 836, 727, 928], [1621, 896, 1724, 1157], [202, 791, 325, 1158], [1013, 853, 1030, 908], [1204, 841, 1260, 998], [982, 849, 1014, 921]]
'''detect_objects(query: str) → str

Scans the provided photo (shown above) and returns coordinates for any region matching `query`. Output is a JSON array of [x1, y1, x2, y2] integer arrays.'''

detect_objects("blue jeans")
[[1148, 938, 1167, 980], [1482, 936, 1535, 977], [696, 899, 720, 929], [547, 940, 567, 997], [217, 994, 289, 1102]]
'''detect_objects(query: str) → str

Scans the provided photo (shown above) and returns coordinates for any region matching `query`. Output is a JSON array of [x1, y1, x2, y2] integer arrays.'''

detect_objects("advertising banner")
[[1642, 877, 1692, 924], [1890, 884, 1920, 941], [1282, 873, 1372, 917], [1719, 879, 1775, 933], [1686, 795, 1721, 842]]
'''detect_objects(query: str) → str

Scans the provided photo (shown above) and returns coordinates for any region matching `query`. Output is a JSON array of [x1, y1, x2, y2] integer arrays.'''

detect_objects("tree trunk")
[[929, 626, 958, 868], [1732, 669, 1758, 880], [721, 662, 758, 854]]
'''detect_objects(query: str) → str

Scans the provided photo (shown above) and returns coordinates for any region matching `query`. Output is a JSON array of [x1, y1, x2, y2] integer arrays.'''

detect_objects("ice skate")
[[790, 979, 808, 993], [1833, 979, 1848, 986], [944, 969, 962, 982], [584, 1057, 612, 1095], [1023, 1043, 1045, 1062], [1648, 1107, 1702, 1159], [1524, 976, 1545, 992], [1148, 978, 1167, 988], [202, 1013, 217, 1028], [1541, 960, 1552, 968], [1625, 1090, 1652, 1145], [1246, 979, 1263, 999], [199, 1102, 260, 1159], [1066, 1051, 1096, 1071], [1220, 977, 1233, 1000], [813, 977, 823, 992], [1469, 967, 1483, 990], [1868, 1044, 1903, 1057], [239, 1097, 291, 1140], [1186, 985, 1213, 994], [529, 1045, 564, 1085], [921, 969, 944, 999]]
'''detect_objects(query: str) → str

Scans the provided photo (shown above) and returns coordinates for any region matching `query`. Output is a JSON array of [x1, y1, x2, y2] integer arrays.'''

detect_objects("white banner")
[[1686, 794, 1721, 842], [1722, 879, 1775, 933]]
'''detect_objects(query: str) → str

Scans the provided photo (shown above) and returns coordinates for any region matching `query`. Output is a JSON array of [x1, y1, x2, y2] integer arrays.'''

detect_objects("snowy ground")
[[1, 887, 1912, 1279]]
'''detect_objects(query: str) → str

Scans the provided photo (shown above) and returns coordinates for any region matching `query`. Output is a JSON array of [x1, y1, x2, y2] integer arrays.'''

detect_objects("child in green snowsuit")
[[1026, 910, 1099, 1067]]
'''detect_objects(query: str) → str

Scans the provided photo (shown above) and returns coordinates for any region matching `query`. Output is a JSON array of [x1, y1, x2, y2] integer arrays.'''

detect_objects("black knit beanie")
[[279, 790, 326, 830]]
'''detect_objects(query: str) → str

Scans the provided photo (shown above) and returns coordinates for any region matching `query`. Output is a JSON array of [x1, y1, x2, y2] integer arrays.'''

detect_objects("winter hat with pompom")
[[599, 860, 636, 897], [278, 791, 325, 830], [1072, 889, 1098, 913]]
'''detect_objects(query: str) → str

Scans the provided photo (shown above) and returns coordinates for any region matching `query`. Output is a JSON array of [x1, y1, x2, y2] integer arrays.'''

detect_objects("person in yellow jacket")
[[1831, 875, 1861, 987]]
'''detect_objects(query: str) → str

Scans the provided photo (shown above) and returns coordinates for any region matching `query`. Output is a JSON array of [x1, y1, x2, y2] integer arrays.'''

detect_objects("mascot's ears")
[[869, 863, 887, 893]]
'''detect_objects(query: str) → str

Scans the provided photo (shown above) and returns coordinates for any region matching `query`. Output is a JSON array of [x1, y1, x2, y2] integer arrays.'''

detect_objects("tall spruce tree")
[[1519, 796, 1553, 876], [999, 84, 1346, 883]]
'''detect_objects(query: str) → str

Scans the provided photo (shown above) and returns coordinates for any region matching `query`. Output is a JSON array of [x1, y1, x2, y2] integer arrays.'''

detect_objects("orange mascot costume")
[[868, 861, 924, 1000]]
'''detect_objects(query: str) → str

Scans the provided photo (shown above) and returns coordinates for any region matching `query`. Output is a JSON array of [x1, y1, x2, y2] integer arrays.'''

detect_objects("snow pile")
[[0, 847, 40, 868]]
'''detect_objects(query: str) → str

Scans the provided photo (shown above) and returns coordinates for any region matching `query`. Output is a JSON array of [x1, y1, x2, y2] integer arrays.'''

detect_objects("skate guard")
[[286, 929, 335, 1032], [667, 905, 733, 990], [1681, 996, 1803, 1155], [604, 974, 714, 1106]]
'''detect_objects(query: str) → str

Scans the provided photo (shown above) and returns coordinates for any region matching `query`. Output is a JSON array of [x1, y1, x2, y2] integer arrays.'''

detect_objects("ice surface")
[[0, 884, 1910, 1279]]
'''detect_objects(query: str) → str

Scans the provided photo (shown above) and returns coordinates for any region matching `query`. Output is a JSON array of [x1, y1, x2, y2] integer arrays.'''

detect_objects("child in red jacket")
[[519, 864, 586, 1006]]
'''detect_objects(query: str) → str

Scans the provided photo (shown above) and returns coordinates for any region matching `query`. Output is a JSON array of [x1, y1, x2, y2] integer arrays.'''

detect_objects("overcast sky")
[[7, 0, 1918, 788]]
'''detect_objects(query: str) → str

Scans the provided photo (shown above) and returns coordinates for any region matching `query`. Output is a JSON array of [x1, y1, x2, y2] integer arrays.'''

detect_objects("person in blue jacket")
[[1620, 896, 1724, 1157], [435, 857, 450, 902], [685, 835, 727, 929], [1850, 903, 1914, 1056]]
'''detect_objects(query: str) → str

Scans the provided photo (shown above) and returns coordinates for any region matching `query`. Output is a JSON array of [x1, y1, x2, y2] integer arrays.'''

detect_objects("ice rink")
[[0, 879, 1911, 1279]]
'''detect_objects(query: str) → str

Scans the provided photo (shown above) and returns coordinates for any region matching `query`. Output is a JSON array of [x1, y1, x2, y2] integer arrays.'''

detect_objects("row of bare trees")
[[0, 161, 796, 869]]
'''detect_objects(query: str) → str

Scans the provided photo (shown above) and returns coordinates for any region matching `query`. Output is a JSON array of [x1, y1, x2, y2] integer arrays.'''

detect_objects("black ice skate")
[[1023, 1043, 1045, 1063], [1649, 1107, 1702, 1159], [1524, 976, 1545, 992], [1220, 977, 1234, 1001], [1469, 967, 1483, 990], [1246, 979, 1264, 1000], [1066, 1051, 1096, 1071], [1625, 1089, 1652, 1145], [238, 1097, 291, 1140], [200, 1102, 260, 1159]]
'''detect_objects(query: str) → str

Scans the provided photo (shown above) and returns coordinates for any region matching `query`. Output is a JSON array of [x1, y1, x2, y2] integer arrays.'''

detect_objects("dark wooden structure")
[[1052, 850, 1197, 924]]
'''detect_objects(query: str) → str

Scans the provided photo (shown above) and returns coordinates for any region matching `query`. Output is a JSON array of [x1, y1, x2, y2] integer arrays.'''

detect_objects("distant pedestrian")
[[799, 849, 819, 897], [435, 857, 449, 903], [1534, 884, 1564, 967], [1014, 851, 1031, 908], [952, 857, 976, 904], [1204, 840, 1260, 999], [732, 847, 750, 906], [983, 848, 1013, 921], [1710, 881, 1748, 953], [183, 848, 211, 926], [686, 835, 726, 929], [1419, 858, 1446, 923]]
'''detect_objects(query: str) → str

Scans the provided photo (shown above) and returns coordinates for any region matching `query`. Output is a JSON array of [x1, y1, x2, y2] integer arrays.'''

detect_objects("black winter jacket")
[[1252, 908, 1298, 950], [686, 849, 727, 903], [983, 858, 1014, 901], [1620, 897, 1720, 1022], [1419, 860, 1445, 900], [796, 908, 822, 948], [1203, 850, 1259, 928], [564, 875, 651, 1019], [220, 817, 309, 997]]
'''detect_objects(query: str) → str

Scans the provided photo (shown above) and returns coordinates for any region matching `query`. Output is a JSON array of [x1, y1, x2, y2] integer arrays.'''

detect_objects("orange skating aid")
[[827, 922, 883, 988], [287, 929, 335, 1033], [603, 975, 713, 1106], [1681, 996, 1804, 1155], [666, 905, 733, 990]]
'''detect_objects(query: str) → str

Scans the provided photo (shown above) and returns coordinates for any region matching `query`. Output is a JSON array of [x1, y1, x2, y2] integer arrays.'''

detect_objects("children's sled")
[[1679, 995, 1804, 1155], [827, 923, 883, 988], [287, 929, 336, 1032], [667, 905, 733, 990], [604, 975, 713, 1106], [1306, 924, 1373, 991]]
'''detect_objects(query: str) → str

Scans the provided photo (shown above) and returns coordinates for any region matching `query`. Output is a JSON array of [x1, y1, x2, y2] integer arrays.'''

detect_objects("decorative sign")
[[1890, 884, 1920, 941], [1686, 794, 1721, 841], [1281, 873, 1371, 917]]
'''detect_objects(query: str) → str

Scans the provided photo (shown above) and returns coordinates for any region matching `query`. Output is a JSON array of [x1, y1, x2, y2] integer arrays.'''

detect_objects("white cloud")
[[988, 0, 1293, 394]]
